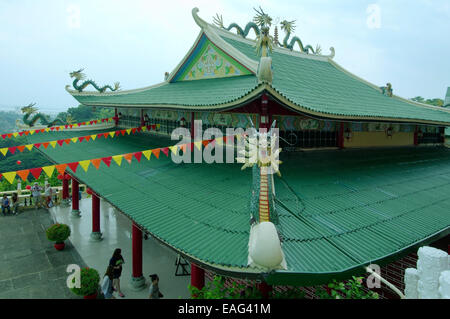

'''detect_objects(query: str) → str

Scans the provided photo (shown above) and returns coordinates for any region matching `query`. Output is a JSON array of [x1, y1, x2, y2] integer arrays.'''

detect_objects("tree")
[[411, 96, 444, 107]]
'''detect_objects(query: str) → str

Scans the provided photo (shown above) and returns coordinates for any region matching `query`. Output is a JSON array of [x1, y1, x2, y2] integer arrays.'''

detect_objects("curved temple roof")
[[67, 8, 450, 126], [27, 130, 450, 285]]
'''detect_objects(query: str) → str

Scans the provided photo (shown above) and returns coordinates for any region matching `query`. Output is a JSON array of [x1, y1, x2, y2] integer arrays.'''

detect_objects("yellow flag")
[[71, 137, 78, 143], [0, 148, 7, 156], [194, 141, 202, 151], [142, 150, 152, 160], [49, 141, 57, 148], [13, 132, 18, 138], [126, 129, 131, 135], [73, 124, 79, 128], [59, 126, 64, 130], [79, 160, 90, 172], [2, 172, 16, 184], [45, 128, 50, 132], [215, 137, 223, 146], [169, 145, 178, 155], [91, 134, 97, 141], [142, 126, 147, 132], [109, 131, 115, 138], [25, 144, 34, 151], [29, 130, 35, 135], [156, 124, 161, 130], [112, 155, 123, 166], [42, 165, 55, 177]]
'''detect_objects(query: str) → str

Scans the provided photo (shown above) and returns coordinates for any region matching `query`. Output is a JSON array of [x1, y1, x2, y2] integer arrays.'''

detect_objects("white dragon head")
[[69, 68, 86, 80]]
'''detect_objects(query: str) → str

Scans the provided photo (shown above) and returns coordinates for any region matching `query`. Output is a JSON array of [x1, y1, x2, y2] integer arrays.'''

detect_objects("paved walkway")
[[0, 208, 85, 299], [49, 197, 191, 299]]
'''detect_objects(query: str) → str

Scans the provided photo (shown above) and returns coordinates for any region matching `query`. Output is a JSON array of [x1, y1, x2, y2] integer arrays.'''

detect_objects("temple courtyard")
[[0, 197, 191, 299]]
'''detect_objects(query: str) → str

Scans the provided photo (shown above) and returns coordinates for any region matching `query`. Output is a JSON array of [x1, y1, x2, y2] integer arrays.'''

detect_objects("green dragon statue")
[[280, 20, 321, 54], [20, 103, 66, 128], [67, 68, 120, 93], [213, 14, 260, 38]]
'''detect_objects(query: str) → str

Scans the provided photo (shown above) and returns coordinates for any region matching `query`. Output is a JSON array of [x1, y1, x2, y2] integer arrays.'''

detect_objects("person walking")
[[1, 194, 11, 216], [101, 266, 116, 299], [44, 184, 53, 208], [109, 248, 125, 298], [11, 193, 19, 215], [31, 182, 43, 209], [148, 274, 163, 299]]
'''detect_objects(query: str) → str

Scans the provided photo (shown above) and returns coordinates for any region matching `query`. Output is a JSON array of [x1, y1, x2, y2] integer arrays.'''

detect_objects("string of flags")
[[0, 134, 242, 184], [0, 117, 114, 140], [0, 124, 161, 157]]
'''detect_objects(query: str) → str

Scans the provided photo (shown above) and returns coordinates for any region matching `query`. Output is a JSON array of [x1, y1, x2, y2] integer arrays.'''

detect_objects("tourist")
[[109, 248, 125, 298], [1, 194, 11, 216], [148, 274, 163, 299], [101, 266, 116, 299], [11, 193, 19, 215], [44, 184, 53, 208], [31, 182, 43, 209]]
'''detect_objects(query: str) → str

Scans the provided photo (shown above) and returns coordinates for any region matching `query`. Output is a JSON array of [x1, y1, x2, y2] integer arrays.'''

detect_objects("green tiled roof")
[[68, 28, 450, 125], [27, 131, 450, 285]]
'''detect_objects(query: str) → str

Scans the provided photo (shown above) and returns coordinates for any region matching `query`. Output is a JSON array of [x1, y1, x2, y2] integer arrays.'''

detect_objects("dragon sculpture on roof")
[[67, 68, 120, 93], [213, 7, 323, 55], [18, 103, 67, 128]]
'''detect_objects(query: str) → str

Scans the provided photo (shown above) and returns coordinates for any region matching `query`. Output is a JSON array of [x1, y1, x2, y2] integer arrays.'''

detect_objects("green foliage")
[[411, 96, 444, 107], [315, 276, 379, 299], [271, 287, 305, 299], [46, 223, 71, 243], [0, 111, 21, 134], [57, 105, 114, 123], [189, 276, 245, 299], [70, 267, 100, 296]]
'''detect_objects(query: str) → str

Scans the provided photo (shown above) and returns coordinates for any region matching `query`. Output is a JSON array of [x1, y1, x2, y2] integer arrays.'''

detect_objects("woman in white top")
[[44, 184, 53, 208]]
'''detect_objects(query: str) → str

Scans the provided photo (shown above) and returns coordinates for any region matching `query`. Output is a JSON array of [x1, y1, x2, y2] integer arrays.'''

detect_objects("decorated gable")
[[171, 34, 252, 82]]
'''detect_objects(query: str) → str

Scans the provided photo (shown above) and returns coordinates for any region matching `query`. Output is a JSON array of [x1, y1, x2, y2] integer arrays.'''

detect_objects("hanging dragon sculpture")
[[19, 103, 66, 128], [213, 7, 322, 55], [67, 68, 120, 93]]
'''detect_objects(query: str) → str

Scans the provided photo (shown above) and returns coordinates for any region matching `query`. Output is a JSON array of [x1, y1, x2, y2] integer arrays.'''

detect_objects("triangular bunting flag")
[[141, 126, 147, 132], [161, 147, 169, 157], [17, 170, 30, 181], [91, 158, 102, 169], [120, 130, 126, 136], [25, 144, 34, 151], [24, 131, 30, 136], [55, 164, 67, 175], [115, 131, 120, 136], [34, 143, 41, 149], [13, 132, 18, 138], [17, 145, 26, 152], [91, 135, 97, 141], [79, 160, 90, 172], [71, 137, 78, 143], [112, 155, 123, 166], [152, 149, 160, 159], [109, 131, 115, 138], [3, 172, 17, 184], [131, 128, 137, 134], [29, 130, 35, 135], [57, 140, 64, 146], [8, 146, 17, 154], [1, 134, 6, 139], [42, 165, 55, 177], [18, 132, 24, 136], [103, 133, 109, 139], [133, 152, 143, 162], [169, 145, 178, 155], [202, 140, 209, 147], [126, 129, 132, 135], [137, 127, 142, 132], [49, 141, 57, 148], [30, 167, 42, 179], [101, 156, 112, 167], [42, 142, 50, 149], [64, 139, 71, 145], [67, 162, 79, 173], [85, 136, 91, 142], [123, 153, 133, 164], [142, 150, 152, 160], [78, 136, 85, 142], [0, 148, 7, 156], [179, 144, 187, 153], [45, 128, 50, 132]]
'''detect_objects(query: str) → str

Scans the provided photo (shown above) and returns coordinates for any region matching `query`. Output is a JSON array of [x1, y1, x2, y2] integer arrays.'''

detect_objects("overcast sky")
[[1, 0, 449, 113]]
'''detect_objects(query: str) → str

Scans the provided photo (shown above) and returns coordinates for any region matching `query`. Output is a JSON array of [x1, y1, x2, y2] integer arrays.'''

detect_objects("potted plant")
[[70, 267, 100, 299], [46, 223, 71, 250]]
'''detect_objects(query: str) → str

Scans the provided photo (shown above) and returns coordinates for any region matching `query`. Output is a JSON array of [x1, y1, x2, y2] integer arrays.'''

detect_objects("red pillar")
[[190, 263, 205, 290], [71, 178, 80, 217], [62, 174, 69, 201], [258, 282, 272, 299], [90, 192, 102, 241], [131, 222, 145, 290]]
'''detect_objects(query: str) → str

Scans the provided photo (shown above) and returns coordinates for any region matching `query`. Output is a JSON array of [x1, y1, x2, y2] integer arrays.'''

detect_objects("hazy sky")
[[1, 0, 449, 113]]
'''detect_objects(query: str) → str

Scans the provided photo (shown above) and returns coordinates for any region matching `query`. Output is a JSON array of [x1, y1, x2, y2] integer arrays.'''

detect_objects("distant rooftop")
[[445, 87, 450, 107]]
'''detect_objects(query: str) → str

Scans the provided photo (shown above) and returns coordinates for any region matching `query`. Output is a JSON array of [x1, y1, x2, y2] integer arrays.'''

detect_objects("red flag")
[[64, 125, 69, 129], [64, 139, 71, 145], [151, 124, 156, 130], [131, 128, 137, 134], [7, 133, 12, 138], [30, 167, 42, 179], [146, 125, 151, 131], [101, 156, 112, 167], [202, 140, 209, 147], [8, 146, 16, 154], [51, 127, 55, 131], [120, 130, 126, 136], [55, 127, 60, 131], [18, 132, 24, 136], [57, 140, 64, 146], [89, 121, 94, 125], [115, 131, 120, 136], [67, 162, 79, 173], [34, 143, 41, 149], [69, 125, 73, 129], [81, 122, 86, 126], [161, 147, 169, 157], [103, 133, 108, 139], [55, 164, 67, 175], [94, 120, 98, 124], [133, 152, 142, 162], [40, 129, 45, 133], [1, 134, 6, 139], [137, 127, 142, 132], [24, 131, 30, 135], [17, 145, 26, 152], [78, 136, 85, 142], [42, 142, 50, 149], [17, 170, 30, 181], [97, 133, 103, 139], [85, 135, 91, 142]]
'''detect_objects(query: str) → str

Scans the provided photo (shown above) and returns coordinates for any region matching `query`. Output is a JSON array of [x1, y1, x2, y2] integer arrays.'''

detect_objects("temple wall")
[[344, 132, 414, 148]]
